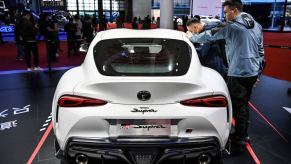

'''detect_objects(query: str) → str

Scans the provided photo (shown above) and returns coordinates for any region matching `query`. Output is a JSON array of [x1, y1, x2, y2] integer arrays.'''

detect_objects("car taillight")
[[58, 95, 107, 107], [180, 96, 227, 107]]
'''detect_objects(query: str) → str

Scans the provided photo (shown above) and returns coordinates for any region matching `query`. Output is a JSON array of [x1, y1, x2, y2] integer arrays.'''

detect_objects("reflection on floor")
[[0, 70, 290, 164]]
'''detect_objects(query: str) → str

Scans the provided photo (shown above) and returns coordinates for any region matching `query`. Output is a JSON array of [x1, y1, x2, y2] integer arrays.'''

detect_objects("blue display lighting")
[[0, 26, 14, 33]]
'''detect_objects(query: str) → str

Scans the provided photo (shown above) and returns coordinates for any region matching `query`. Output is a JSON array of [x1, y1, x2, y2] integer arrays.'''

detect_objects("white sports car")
[[52, 29, 232, 164], [200, 16, 221, 26]]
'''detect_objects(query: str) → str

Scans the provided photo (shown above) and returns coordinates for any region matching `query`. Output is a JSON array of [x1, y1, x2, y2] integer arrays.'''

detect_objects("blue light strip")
[[0, 66, 75, 75]]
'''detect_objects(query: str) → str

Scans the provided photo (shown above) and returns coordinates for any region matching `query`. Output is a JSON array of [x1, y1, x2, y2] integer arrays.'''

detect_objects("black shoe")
[[229, 134, 247, 154], [231, 138, 246, 154], [233, 138, 246, 146]]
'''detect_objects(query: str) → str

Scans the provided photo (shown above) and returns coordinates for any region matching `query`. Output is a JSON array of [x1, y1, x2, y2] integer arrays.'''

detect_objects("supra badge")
[[131, 107, 157, 114], [120, 124, 166, 131], [133, 125, 166, 131]]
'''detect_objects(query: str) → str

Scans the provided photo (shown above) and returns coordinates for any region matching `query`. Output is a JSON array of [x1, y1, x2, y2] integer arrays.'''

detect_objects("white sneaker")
[[33, 67, 42, 71], [27, 68, 32, 71]]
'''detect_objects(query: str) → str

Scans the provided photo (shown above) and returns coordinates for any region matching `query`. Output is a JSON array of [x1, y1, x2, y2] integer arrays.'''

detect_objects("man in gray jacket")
[[186, 0, 265, 151]]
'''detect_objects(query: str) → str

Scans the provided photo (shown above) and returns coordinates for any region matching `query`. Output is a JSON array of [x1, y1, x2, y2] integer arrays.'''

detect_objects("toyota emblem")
[[137, 91, 151, 101]]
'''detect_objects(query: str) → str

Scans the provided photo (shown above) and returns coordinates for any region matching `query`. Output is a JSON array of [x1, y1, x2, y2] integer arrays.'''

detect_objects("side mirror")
[[79, 43, 89, 53]]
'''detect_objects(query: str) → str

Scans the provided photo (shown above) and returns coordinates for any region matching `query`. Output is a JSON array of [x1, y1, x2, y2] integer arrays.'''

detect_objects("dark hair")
[[22, 10, 31, 16], [186, 18, 200, 26], [193, 15, 201, 21], [223, 0, 243, 12], [74, 14, 80, 20]]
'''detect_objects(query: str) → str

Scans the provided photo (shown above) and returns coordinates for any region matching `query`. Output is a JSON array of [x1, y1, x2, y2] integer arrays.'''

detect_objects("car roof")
[[101, 29, 184, 41], [200, 15, 212, 18]]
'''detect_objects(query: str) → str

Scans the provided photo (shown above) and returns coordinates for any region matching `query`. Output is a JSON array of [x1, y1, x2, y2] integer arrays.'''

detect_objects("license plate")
[[112, 119, 171, 137]]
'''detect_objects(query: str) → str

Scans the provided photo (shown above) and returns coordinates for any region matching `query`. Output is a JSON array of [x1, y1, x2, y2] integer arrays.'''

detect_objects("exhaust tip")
[[75, 154, 88, 164], [197, 154, 211, 164]]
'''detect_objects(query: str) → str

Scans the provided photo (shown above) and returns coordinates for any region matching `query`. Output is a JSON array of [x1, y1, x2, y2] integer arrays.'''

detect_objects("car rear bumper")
[[54, 104, 231, 150], [60, 136, 221, 164]]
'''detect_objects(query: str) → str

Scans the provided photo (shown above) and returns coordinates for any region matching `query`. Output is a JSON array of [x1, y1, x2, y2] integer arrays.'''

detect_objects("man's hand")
[[186, 31, 193, 38], [254, 78, 260, 87]]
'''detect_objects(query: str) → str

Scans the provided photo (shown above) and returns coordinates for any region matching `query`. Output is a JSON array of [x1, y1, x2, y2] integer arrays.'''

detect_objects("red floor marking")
[[232, 118, 235, 127], [248, 101, 288, 143], [246, 143, 261, 164], [27, 122, 53, 164]]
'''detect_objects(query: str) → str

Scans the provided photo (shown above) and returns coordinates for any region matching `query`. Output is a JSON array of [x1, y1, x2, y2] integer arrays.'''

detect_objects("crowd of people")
[[12, 11, 115, 71], [132, 15, 158, 29], [9, 11, 187, 72]]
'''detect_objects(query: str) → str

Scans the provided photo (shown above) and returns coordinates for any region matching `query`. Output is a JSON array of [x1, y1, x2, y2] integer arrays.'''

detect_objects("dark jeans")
[[47, 40, 58, 62], [67, 38, 76, 56], [23, 41, 39, 68], [75, 35, 81, 53], [16, 43, 24, 58], [227, 76, 258, 140]]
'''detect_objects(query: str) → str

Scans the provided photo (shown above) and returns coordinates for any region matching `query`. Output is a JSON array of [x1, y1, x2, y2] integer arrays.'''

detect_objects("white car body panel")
[[200, 15, 221, 25], [52, 29, 232, 161]]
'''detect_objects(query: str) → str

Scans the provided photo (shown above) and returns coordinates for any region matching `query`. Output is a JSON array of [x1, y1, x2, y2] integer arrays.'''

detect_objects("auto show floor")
[[0, 70, 290, 164]]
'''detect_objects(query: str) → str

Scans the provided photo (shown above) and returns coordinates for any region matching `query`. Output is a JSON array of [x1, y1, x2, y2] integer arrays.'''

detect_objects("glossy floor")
[[0, 70, 290, 164]]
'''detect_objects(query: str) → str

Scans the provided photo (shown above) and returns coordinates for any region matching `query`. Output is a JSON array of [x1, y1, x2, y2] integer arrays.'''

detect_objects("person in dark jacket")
[[73, 15, 82, 54], [132, 17, 138, 29], [116, 16, 124, 28], [92, 14, 98, 30], [51, 15, 62, 56], [19, 10, 40, 71], [173, 17, 178, 30], [99, 15, 108, 31], [14, 15, 24, 60], [64, 18, 77, 56], [182, 15, 188, 32], [186, 18, 227, 78], [37, 13, 47, 41], [82, 15, 94, 43], [46, 16, 59, 63]]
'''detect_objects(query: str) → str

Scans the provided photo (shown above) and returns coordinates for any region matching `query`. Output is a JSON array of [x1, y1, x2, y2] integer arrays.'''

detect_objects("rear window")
[[93, 38, 191, 76]]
